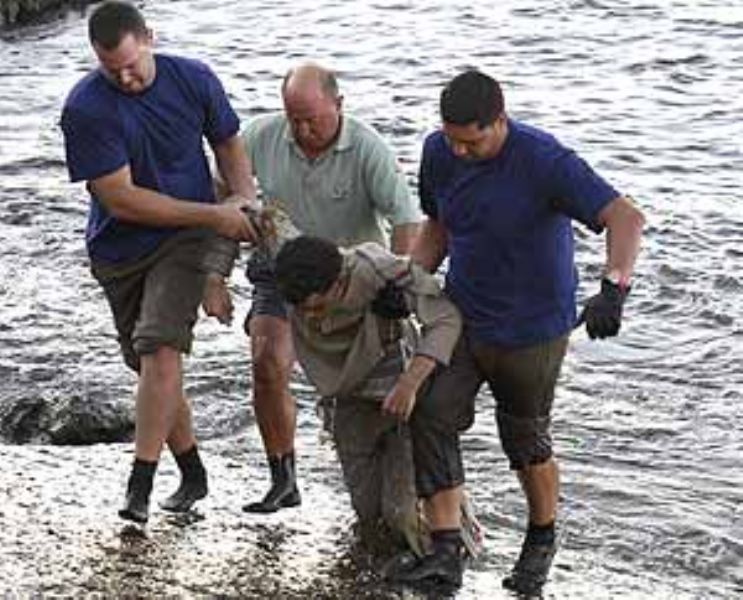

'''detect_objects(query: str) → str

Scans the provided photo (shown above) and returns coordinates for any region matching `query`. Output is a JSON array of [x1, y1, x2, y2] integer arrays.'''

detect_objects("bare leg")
[[424, 486, 463, 531], [250, 315, 296, 454], [120, 346, 183, 523], [243, 315, 300, 512], [502, 458, 560, 594], [166, 394, 196, 455], [517, 457, 559, 525], [135, 346, 183, 461]]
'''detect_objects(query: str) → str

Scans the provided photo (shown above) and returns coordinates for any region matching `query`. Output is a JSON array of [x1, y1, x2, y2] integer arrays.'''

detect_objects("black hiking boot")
[[389, 548, 464, 587], [387, 529, 464, 588], [502, 530, 558, 596], [243, 452, 301, 513], [160, 475, 208, 512], [118, 459, 156, 524], [160, 446, 208, 513]]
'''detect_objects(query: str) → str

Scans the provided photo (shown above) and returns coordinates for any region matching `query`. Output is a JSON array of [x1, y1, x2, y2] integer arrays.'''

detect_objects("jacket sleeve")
[[403, 263, 461, 365]]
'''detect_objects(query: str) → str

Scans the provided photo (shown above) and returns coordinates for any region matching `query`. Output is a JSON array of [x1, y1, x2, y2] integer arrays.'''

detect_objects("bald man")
[[204, 63, 422, 513]]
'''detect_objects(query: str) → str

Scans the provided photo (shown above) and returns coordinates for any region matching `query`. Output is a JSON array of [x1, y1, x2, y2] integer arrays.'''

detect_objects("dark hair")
[[282, 67, 339, 99], [440, 69, 505, 128], [88, 1, 147, 50], [275, 236, 343, 305]]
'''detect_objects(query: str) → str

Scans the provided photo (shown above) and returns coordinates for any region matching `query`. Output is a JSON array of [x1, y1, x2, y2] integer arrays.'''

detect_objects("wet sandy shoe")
[[160, 475, 208, 513], [119, 488, 149, 524], [501, 534, 558, 596], [388, 547, 465, 588], [243, 452, 301, 514]]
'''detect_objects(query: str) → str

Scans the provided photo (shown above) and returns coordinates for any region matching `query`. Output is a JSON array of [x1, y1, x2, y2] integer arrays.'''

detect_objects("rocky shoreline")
[[0, 0, 92, 28]]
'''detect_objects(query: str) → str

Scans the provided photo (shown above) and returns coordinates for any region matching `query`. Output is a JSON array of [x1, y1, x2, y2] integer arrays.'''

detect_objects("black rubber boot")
[[119, 458, 156, 524], [160, 445, 208, 513], [388, 529, 465, 587], [242, 452, 301, 513], [502, 523, 558, 596]]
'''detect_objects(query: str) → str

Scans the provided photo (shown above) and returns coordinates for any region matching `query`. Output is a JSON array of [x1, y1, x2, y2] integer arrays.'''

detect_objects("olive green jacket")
[[289, 242, 461, 398]]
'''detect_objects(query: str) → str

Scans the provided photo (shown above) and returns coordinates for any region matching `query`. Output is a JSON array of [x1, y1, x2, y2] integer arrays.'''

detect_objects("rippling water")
[[1, 1, 742, 598]]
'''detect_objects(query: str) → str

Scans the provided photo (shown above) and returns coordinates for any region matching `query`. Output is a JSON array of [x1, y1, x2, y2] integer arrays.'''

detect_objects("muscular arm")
[[597, 195, 645, 282], [410, 217, 448, 273], [212, 133, 257, 202], [201, 134, 260, 322], [89, 165, 256, 240]]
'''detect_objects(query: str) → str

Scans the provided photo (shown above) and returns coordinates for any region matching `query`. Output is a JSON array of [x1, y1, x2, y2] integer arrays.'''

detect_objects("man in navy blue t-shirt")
[[60, 1, 258, 524], [390, 70, 645, 592]]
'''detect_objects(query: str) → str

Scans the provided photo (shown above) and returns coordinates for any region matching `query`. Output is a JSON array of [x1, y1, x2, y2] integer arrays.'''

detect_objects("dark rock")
[[0, 0, 93, 29], [0, 392, 134, 445]]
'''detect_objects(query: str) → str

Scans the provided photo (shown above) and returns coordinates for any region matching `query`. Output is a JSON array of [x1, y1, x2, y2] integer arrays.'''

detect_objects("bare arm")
[[597, 195, 645, 283], [382, 355, 436, 421], [390, 222, 420, 255], [212, 133, 257, 202], [410, 217, 448, 273], [89, 165, 256, 241]]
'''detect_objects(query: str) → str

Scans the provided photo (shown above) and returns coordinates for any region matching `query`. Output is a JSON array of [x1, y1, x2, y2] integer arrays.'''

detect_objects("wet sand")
[[1, 435, 416, 599]]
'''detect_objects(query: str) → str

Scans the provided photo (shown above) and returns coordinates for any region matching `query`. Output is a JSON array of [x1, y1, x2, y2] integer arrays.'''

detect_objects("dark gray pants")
[[332, 394, 423, 555], [411, 333, 569, 498]]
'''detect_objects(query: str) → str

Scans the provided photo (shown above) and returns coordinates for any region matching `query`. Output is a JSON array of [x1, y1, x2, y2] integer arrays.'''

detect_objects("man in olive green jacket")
[[274, 235, 463, 559]]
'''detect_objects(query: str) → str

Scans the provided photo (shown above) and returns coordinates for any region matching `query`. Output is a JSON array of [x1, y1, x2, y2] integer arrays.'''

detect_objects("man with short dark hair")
[[273, 235, 462, 559], [203, 63, 422, 513], [60, 0, 257, 524], [393, 69, 645, 592]]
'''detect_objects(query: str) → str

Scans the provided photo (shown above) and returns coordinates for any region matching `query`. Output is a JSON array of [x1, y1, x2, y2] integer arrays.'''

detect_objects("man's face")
[[94, 32, 155, 95], [296, 280, 342, 318], [283, 85, 342, 156], [442, 114, 507, 161]]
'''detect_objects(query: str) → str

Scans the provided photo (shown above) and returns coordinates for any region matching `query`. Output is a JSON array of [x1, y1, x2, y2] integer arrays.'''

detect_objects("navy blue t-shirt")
[[419, 119, 618, 347], [61, 54, 239, 263]]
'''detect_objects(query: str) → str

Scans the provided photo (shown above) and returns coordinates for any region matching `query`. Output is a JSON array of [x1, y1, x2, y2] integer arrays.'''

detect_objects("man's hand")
[[371, 281, 410, 319], [212, 202, 259, 242], [578, 277, 630, 339], [202, 274, 233, 325], [382, 377, 418, 421]]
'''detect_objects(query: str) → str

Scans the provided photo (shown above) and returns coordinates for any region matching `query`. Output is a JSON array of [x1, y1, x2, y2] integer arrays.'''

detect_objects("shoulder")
[[422, 130, 449, 160], [343, 115, 392, 153], [352, 242, 410, 278], [157, 54, 216, 80], [507, 119, 570, 162], [62, 71, 116, 128], [63, 70, 109, 113], [243, 112, 286, 142]]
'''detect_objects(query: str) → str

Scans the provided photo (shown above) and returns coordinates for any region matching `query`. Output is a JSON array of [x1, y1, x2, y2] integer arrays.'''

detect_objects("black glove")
[[578, 277, 630, 339], [371, 280, 411, 319]]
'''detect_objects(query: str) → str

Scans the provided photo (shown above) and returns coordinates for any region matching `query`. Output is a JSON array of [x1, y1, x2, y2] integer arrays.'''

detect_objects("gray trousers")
[[332, 394, 424, 555]]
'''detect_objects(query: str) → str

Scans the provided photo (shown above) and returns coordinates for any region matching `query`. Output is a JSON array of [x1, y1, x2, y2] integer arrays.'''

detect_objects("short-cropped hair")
[[275, 236, 343, 305], [88, 1, 147, 50], [440, 69, 505, 128]]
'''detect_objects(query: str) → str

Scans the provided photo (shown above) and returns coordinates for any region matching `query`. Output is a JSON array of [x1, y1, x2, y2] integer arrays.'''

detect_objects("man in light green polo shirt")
[[204, 62, 421, 514]]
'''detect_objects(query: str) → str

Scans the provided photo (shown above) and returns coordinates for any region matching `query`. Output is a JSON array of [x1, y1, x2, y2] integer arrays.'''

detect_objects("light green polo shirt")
[[242, 113, 421, 248]]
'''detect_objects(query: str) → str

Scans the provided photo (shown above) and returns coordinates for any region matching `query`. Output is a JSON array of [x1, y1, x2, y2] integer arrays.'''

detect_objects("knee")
[[497, 409, 553, 470], [251, 345, 293, 400], [140, 346, 181, 382]]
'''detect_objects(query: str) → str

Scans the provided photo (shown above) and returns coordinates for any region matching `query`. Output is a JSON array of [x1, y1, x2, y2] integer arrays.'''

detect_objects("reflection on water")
[[1, 0, 742, 598]]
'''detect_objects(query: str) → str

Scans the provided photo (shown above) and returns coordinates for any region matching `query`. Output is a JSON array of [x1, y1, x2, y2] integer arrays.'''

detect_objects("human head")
[[281, 63, 343, 157], [439, 69, 508, 160], [88, 1, 155, 94], [275, 236, 344, 316]]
